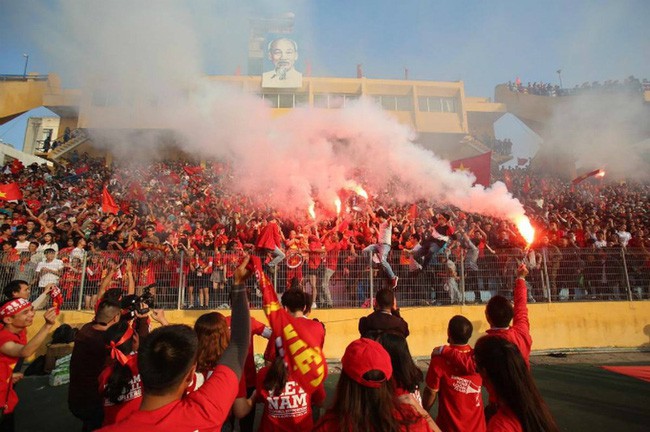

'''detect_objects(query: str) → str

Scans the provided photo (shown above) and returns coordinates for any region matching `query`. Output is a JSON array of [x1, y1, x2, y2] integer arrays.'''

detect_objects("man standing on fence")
[[255, 216, 286, 272], [363, 208, 399, 289]]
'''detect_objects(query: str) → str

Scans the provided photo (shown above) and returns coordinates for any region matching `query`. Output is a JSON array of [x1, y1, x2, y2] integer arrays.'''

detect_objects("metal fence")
[[0, 246, 648, 310]]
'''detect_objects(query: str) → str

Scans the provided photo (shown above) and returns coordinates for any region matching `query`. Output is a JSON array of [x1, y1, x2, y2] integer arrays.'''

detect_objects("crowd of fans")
[[506, 75, 648, 97], [0, 151, 648, 311], [479, 136, 512, 156], [0, 148, 647, 431]]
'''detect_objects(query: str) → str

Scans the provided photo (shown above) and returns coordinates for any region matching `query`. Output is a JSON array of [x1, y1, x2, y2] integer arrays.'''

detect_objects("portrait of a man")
[[262, 37, 303, 88]]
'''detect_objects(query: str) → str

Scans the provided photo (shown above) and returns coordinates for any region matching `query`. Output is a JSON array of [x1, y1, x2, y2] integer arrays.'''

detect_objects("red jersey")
[[425, 345, 486, 432], [98, 355, 142, 426], [97, 365, 239, 432], [0, 329, 26, 414], [256, 222, 283, 250], [255, 367, 325, 432], [323, 238, 342, 271]]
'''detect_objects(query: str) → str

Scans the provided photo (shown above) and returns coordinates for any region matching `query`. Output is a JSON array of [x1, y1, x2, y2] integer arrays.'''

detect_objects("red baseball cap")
[[341, 338, 392, 388]]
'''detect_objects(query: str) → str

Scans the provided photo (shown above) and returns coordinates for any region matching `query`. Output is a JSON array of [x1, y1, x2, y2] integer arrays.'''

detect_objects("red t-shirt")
[[425, 345, 486, 432], [97, 365, 239, 432], [487, 405, 523, 432], [0, 329, 26, 414], [98, 355, 142, 426], [255, 367, 325, 432]]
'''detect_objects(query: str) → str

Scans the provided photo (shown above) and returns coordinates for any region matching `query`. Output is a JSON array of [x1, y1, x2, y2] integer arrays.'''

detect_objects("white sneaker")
[[311, 302, 318, 309]]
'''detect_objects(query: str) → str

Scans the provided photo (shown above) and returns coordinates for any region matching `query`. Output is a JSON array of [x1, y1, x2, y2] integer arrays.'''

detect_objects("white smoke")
[[22, 0, 527, 222]]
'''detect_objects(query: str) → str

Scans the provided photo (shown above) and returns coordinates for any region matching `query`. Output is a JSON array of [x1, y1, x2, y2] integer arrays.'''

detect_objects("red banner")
[[450, 152, 492, 187], [247, 255, 327, 394]]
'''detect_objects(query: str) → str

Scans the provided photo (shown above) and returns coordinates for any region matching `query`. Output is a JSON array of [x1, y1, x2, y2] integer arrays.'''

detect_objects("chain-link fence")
[[0, 246, 647, 310]]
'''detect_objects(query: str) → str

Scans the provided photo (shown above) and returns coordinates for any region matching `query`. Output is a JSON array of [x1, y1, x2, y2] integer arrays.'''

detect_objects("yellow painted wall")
[[25, 301, 650, 360]]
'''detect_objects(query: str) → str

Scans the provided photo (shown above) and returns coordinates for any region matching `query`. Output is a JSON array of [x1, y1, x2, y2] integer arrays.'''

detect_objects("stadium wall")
[[26, 301, 650, 360]]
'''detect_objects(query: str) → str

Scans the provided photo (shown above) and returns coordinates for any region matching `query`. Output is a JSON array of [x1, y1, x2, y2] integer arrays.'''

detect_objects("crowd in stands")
[[480, 136, 512, 156], [0, 152, 648, 311], [507, 75, 647, 97]]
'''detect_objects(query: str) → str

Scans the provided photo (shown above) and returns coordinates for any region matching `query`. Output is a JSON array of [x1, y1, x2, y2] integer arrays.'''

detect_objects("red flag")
[[517, 157, 528, 166], [572, 169, 603, 185], [50, 286, 63, 315], [503, 171, 513, 190], [183, 166, 203, 176], [305, 61, 312, 78], [408, 204, 418, 220], [248, 256, 327, 394], [450, 152, 492, 187], [356, 64, 363, 78], [102, 187, 119, 214], [0, 183, 23, 201]]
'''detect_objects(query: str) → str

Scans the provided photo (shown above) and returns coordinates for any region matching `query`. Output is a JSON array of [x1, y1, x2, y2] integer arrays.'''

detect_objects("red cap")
[[341, 338, 392, 388]]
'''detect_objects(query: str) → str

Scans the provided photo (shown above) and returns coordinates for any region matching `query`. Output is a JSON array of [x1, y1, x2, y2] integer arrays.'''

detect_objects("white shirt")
[[36, 259, 64, 287]]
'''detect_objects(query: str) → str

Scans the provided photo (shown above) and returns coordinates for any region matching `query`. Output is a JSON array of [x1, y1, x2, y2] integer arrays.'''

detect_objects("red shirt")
[[256, 222, 282, 250], [97, 365, 239, 432], [425, 345, 486, 432], [255, 367, 325, 432], [98, 355, 142, 426], [487, 405, 523, 432], [0, 329, 26, 414]]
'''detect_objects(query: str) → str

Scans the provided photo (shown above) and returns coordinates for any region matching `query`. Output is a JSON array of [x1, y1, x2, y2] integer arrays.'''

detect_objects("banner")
[[262, 36, 303, 89], [247, 255, 326, 394]]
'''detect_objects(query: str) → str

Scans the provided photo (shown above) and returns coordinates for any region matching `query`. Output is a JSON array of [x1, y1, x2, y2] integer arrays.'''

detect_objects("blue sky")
[[1, 0, 648, 152]]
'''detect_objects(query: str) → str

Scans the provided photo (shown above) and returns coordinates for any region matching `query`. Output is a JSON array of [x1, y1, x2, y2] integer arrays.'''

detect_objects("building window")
[[261, 93, 309, 108], [313, 93, 361, 109], [418, 96, 457, 113], [373, 95, 413, 111]]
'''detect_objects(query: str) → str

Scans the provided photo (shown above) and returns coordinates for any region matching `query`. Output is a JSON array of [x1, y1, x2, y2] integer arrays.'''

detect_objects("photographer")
[[98, 255, 252, 431]]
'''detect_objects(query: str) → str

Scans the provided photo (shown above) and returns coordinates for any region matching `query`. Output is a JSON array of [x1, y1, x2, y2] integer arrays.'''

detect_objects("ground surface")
[[14, 352, 650, 432]]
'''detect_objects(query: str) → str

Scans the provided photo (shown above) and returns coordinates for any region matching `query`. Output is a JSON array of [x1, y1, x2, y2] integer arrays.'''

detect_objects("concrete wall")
[[25, 301, 650, 360]]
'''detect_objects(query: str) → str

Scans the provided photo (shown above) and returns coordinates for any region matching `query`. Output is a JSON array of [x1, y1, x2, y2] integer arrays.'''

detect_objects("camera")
[[120, 285, 156, 320]]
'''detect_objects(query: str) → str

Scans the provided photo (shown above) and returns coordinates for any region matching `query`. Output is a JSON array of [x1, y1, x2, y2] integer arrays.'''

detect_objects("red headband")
[[107, 326, 135, 366], [0, 298, 31, 318]]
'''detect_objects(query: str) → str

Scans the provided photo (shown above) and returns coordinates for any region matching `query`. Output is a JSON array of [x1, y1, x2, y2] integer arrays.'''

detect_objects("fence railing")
[[1, 247, 647, 310]]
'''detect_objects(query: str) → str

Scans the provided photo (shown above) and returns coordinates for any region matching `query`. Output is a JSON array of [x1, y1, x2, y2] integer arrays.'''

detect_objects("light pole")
[[22, 53, 29, 78], [556, 69, 563, 89]]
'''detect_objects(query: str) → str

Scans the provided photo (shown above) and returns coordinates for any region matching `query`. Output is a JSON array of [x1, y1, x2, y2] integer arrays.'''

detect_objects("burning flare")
[[596, 169, 606, 178], [344, 180, 369, 199], [334, 198, 342, 216], [516, 216, 535, 247], [308, 201, 316, 220]]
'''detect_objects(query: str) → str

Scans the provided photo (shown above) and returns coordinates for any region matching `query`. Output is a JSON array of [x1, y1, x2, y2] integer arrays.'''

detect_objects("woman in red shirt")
[[474, 336, 559, 432], [314, 338, 438, 432], [98, 321, 142, 427]]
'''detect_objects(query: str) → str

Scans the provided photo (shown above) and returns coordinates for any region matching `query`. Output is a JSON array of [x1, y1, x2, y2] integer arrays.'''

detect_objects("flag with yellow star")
[[450, 152, 492, 187], [0, 183, 22, 201]]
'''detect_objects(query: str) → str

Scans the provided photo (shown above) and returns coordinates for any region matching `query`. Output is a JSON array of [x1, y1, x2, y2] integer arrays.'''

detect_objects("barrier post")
[[460, 250, 466, 305], [368, 252, 374, 306], [621, 249, 633, 301], [76, 254, 87, 311], [541, 250, 552, 303], [177, 251, 184, 310]]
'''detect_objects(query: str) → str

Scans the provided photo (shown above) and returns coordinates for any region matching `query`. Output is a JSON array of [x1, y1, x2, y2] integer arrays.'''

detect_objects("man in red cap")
[[0, 298, 57, 430]]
